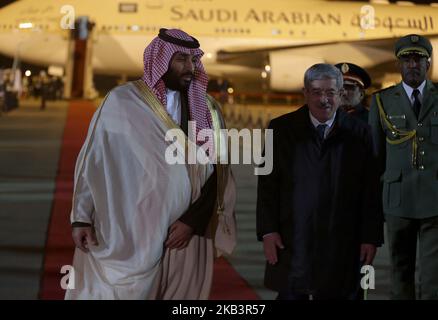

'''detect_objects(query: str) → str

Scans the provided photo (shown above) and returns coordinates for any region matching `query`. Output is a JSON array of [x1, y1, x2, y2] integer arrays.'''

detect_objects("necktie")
[[316, 124, 327, 141], [412, 89, 421, 118]]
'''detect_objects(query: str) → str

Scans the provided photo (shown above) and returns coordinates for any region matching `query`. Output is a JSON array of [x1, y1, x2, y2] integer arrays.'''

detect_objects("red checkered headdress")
[[142, 29, 213, 140]]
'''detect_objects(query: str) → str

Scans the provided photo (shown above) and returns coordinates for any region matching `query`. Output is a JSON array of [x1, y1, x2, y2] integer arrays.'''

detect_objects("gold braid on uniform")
[[376, 93, 418, 168]]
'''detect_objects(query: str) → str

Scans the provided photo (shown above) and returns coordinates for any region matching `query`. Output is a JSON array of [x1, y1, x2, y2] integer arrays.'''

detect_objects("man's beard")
[[162, 71, 193, 92]]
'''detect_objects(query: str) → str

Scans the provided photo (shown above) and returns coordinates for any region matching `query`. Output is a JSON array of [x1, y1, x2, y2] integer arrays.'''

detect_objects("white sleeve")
[[69, 105, 104, 224], [70, 147, 95, 224]]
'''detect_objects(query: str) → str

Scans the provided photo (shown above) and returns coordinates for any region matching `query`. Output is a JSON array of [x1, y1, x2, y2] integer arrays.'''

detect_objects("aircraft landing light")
[[19, 23, 33, 29]]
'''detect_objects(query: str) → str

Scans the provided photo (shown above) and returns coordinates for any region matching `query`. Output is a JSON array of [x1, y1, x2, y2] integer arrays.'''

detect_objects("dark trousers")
[[386, 214, 438, 300]]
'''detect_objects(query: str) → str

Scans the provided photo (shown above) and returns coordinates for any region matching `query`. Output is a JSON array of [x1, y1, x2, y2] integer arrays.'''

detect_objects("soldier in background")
[[335, 62, 371, 123], [39, 71, 48, 111], [369, 34, 438, 300]]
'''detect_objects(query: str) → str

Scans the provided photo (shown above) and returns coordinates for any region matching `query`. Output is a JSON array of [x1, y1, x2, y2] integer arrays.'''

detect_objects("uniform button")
[[418, 122, 423, 127], [420, 150, 425, 155], [419, 137, 425, 142], [419, 165, 425, 170]]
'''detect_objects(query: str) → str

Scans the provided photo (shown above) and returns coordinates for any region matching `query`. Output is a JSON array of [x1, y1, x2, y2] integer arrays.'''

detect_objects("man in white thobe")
[[65, 28, 236, 300]]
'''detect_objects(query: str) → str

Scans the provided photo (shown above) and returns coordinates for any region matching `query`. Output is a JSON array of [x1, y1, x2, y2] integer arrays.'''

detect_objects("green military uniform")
[[369, 34, 438, 300]]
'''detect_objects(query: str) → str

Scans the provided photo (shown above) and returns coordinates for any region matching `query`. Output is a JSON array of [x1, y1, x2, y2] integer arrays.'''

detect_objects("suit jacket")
[[349, 103, 369, 123], [369, 80, 438, 219], [256, 106, 383, 296]]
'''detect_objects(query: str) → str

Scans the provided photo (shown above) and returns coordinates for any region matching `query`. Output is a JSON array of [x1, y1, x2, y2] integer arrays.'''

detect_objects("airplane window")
[[119, 3, 137, 13]]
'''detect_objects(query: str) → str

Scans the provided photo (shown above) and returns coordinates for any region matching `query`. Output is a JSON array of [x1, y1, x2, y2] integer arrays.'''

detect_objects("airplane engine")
[[269, 50, 324, 92]]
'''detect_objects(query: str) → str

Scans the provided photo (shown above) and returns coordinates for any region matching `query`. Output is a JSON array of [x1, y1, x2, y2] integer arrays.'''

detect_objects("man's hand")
[[263, 232, 284, 265], [165, 220, 194, 250], [360, 243, 377, 265], [72, 226, 98, 253]]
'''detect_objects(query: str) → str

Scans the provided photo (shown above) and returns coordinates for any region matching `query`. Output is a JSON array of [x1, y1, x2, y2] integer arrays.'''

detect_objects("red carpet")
[[39, 100, 96, 299], [40, 100, 259, 300], [209, 257, 259, 300]]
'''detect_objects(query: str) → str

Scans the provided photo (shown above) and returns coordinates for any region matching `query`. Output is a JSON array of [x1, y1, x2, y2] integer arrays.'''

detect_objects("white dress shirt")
[[166, 89, 181, 125], [309, 110, 337, 139], [402, 80, 426, 106]]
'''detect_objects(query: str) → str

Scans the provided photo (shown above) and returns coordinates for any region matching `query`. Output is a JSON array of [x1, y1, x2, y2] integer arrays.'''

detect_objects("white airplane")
[[0, 0, 438, 92]]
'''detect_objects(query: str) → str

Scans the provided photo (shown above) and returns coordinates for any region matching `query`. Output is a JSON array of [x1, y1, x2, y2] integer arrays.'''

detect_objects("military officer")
[[335, 62, 371, 123], [369, 34, 438, 300]]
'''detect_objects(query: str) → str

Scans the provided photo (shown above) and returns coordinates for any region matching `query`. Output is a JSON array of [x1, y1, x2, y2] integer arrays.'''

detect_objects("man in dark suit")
[[369, 34, 438, 300], [256, 63, 383, 300], [335, 62, 371, 123]]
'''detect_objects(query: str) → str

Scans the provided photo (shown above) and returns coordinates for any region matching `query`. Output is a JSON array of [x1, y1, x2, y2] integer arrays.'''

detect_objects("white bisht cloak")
[[65, 81, 236, 300]]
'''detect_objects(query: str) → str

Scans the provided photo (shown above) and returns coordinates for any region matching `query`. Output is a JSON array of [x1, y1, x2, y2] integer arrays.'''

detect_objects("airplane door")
[[67, 17, 95, 99], [71, 39, 86, 98]]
